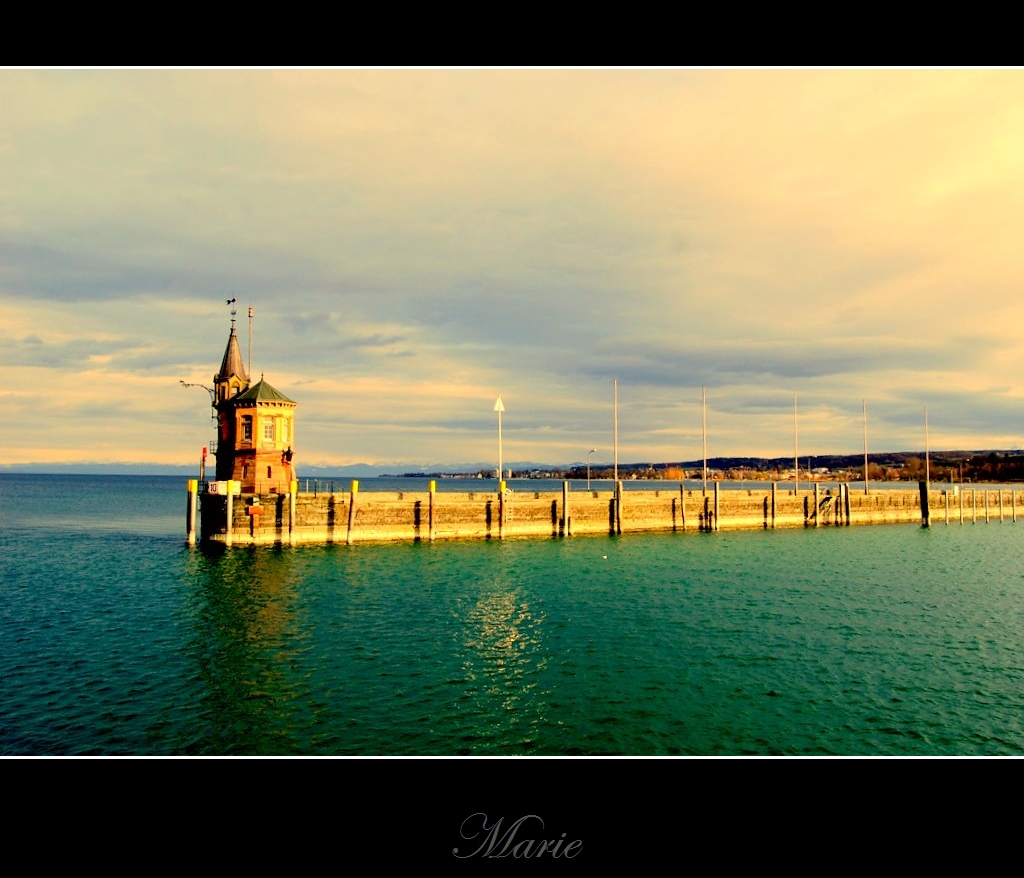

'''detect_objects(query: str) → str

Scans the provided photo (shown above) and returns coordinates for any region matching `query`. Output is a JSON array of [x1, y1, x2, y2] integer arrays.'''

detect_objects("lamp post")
[[494, 396, 505, 481], [181, 380, 217, 483], [587, 448, 597, 490]]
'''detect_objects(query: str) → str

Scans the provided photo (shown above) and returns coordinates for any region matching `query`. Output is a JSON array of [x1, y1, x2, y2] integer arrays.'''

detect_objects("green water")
[[2, 474, 1023, 756]]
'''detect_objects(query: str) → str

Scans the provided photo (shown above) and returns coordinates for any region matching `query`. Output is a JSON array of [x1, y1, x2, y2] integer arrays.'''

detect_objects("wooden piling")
[[919, 480, 930, 528], [346, 479, 358, 545], [562, 481, 571, 536]]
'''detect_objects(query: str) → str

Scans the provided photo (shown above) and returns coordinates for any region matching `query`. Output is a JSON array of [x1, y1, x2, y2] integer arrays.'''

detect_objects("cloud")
[[2, 68, 1023, 468]]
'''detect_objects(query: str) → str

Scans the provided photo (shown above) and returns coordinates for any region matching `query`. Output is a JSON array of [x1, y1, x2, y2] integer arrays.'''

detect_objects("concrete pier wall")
[[195, 482, 1022, 546]]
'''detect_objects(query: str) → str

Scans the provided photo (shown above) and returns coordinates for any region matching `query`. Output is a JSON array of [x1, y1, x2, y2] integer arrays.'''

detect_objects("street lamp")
[[587, 448, 597, 490], [181, 380, 217, 482]]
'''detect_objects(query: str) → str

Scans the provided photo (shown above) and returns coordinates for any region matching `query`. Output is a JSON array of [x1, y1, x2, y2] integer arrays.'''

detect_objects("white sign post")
[[494, 396, 505, 481]]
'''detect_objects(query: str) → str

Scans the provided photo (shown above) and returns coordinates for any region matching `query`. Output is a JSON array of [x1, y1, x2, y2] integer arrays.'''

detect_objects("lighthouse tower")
[[211, 309, 298, 494]]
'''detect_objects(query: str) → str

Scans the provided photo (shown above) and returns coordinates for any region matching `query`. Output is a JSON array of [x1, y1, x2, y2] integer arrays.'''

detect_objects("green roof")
[[232, 378, 296, 405]]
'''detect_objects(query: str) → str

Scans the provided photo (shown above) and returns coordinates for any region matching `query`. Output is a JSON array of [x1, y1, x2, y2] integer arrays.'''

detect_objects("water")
[[2, 473, 1023, 757]]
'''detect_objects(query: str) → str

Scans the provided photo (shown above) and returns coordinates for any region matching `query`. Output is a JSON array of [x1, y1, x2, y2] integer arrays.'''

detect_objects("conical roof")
[[217, 324, 249, 385]]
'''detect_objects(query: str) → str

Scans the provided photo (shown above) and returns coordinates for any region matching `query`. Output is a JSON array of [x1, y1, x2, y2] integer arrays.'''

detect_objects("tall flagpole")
[[613, 378, 618, 483], [248, 304, 254, 378], [863, 399, 870, 495], [794, 393, 799, 494], [924, 405, 930, 487], [702, 386, 708, 496]]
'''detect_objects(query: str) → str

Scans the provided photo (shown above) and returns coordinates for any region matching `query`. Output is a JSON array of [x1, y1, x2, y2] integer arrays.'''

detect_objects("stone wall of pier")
[[192, 481, 1022, 546]]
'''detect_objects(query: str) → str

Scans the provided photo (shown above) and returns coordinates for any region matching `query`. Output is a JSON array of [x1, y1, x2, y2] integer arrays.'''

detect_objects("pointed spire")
[[216, 323, 249, 386]]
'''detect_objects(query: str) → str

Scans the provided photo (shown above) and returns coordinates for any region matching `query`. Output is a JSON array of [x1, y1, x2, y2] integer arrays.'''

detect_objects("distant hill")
[[3, 450, 1022, 481]]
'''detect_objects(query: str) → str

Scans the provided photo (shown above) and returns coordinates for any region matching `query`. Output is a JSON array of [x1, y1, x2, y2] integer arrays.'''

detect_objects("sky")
[[3, 68, 1023, 473]]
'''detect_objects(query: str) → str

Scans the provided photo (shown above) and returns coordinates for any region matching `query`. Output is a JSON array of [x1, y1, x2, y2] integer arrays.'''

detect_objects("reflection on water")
[[463, 583, 548, 718], [182, 544, 313, 754]]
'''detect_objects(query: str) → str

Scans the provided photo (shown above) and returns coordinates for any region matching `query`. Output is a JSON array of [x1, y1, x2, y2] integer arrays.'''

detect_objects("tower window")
[[264, 419, 275, 442], [242, 415, 253, 443], [267, 466, 272, 479]]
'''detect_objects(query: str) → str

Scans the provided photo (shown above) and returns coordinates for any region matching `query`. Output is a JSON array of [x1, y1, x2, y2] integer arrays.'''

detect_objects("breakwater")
[[189, 480, 1021, 546]]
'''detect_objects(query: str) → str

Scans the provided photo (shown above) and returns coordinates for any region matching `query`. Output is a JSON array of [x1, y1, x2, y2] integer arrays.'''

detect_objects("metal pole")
[[863, 399, 870, 494], [494, 396, 505, 480], [793, 393, 799, 495], [613, 378, 618, 483], [924, 405, 930, 487], [702, 386, 707, 496]]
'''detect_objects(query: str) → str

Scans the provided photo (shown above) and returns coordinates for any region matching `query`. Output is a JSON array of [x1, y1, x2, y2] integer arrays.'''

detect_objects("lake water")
[[2, 473, 1022, 757]]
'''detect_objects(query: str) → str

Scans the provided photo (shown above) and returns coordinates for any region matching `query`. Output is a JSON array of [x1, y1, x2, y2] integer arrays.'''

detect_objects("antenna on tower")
[[248, 304, 254, 378], [226, 297, 237, 325]]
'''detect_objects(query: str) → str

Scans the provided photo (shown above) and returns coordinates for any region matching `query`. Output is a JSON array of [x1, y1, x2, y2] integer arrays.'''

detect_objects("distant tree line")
[[549, 450, 1024, 483]]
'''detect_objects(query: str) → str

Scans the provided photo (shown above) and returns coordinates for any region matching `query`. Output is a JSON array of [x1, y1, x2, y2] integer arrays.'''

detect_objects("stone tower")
[[211, 311, 298, 494]]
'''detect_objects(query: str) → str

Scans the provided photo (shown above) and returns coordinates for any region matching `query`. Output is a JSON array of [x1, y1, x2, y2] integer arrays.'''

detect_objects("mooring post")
[[225, 481, 236, 546], [499, 480, 506, 540], [814, 482, 820, 527], [679, 484, 686, 531], [919, 480, 930, 528], [289, 480, 297, 545], [346, 479, 358, 545], [186, 479, 198, 545], [713, 481, 720, 531], [429, 480, 436, 541], [562, 481, 571, 537], [615, 481, 623, 535], [844, 482, 852, 525], [771, 482, 777, 528]]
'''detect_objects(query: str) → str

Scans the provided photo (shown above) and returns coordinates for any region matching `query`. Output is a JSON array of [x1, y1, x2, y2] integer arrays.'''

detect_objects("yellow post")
[[498, 480, 506, 539], [289, 480, 298, 545], [225, 480, 237, 546], [429, 480, 436, 542], [347, 480, 359, 545], [186, 479, 198, 545]]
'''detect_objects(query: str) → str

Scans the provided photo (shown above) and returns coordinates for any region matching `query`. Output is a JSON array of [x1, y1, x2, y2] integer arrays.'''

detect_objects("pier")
[[188, 480, 1021, 546]]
